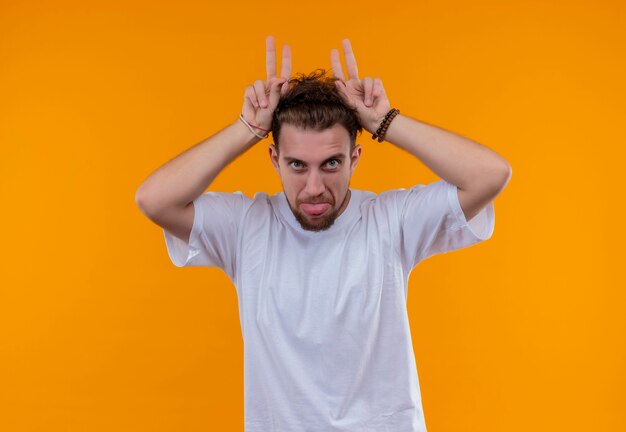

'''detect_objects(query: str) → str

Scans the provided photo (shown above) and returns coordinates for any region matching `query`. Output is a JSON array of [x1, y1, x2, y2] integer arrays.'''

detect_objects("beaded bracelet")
[[371, 108, 400, 143], [239, 114, 269, 139]]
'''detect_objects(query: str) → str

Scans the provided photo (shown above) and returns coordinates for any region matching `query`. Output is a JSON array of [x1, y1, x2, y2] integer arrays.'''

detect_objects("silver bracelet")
[[239, 114, 269, 139]]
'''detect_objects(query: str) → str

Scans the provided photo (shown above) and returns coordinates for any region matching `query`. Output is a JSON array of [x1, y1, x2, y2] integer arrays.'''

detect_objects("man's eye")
[[326, 159, 340, 168], [290, 161, 303, 169]]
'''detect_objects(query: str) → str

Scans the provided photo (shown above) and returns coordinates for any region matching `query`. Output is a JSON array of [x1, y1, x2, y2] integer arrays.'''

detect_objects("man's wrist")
[[233, 117, 264, 145], [367, 109, 401, 141], [364, 119, 377, 135]]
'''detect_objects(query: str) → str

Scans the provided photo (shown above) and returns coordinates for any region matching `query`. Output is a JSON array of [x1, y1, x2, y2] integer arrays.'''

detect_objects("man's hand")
[[242, 35, 291, 132], [331, 39, 391, 134]]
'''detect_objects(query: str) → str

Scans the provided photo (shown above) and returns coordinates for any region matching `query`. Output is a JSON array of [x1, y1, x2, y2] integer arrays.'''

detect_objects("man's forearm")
[[382, 114, 511, 190], [135, 119, 260, 216]]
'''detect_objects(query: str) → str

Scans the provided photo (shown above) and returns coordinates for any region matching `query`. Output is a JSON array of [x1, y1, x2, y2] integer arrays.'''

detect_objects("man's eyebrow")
[[282, 153, 346, 164], [323, 153, 347, 162], [282, 156, 303, 163]]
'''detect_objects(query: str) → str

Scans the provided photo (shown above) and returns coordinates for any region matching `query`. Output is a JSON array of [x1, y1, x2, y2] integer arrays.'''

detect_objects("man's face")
[[269, 123, 361, 232]]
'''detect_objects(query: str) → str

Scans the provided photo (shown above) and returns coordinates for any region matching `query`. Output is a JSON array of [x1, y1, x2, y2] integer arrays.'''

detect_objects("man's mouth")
[[300, 202, 331, 216]]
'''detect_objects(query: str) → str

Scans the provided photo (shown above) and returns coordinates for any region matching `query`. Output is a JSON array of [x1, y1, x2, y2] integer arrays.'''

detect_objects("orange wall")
[[1, 0, 624, 430]]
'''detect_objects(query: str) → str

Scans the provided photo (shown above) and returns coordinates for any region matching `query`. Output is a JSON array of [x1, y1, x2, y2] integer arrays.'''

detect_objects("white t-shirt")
[[163, 179, 495, 431]]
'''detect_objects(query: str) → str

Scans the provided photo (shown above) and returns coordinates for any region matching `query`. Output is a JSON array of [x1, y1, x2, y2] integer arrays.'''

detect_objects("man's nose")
[[304, 170, 326, 197]]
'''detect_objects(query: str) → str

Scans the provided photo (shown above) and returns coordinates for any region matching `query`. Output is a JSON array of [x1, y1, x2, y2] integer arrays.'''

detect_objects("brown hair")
[[271, 69, 362, 154]]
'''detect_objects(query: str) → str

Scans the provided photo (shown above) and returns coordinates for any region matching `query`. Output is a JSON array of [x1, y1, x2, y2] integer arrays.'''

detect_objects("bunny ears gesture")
[[331, 39, 392, 133], [241, 36, 291, 132], [241, 36, 392, 137]]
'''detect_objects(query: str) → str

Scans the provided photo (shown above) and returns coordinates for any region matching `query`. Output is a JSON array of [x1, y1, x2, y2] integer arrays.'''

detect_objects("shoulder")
[[377, 180, 450, 208], [198, 190, 272, 203], [193, 191, 272, 219], [195, 190, 254, 207], [352, 181, 450, 220], [350, 187, 405, 219]]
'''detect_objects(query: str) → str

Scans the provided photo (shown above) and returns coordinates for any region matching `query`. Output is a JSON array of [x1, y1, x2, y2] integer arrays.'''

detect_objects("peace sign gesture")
[[331, 39, 391, 133], [242, 35, 291, 132]]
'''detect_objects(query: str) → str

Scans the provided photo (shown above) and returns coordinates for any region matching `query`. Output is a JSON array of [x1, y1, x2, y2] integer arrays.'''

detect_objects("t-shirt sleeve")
[[396, 179, 495, 271], [162, 191, 249, 276]]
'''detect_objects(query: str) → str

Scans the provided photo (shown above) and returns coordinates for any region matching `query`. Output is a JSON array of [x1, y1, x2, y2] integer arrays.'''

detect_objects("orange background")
[[1, 0, 624, 430]]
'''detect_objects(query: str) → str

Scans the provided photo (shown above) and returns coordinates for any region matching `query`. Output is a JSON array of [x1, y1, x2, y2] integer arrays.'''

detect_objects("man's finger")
[[330, 49, 345, 80], [373, 78, 383, 99], [363, 76, 373, 106], [334, 80, 353, 107], [269, 78, 286, 108], [266, 35, 276, 81], [280, 44, 291, 79], [254, 79, 268, 108], [241, 100, 255, 124], [342, 39, 359, 80], [245, 85, 259, 109]]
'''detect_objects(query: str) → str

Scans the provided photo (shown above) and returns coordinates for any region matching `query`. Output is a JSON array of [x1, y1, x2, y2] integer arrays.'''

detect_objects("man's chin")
[[294, 210, 338, 232]]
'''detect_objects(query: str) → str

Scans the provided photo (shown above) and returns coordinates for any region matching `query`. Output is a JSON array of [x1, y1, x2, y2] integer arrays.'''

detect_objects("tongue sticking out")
[[301, 203, 331, 216]]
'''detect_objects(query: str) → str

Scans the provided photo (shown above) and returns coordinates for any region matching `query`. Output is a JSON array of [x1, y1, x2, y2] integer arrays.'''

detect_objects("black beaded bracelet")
[[372, 108, 400, 142]]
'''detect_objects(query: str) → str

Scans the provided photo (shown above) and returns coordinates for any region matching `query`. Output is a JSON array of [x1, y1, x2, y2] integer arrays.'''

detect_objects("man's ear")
[[269, 143, 280, 173], [350, 144, 362, 171]]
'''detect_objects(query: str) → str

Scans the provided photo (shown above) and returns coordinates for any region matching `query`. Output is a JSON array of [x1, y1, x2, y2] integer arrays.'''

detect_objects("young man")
[[136, 36, 511, 432]]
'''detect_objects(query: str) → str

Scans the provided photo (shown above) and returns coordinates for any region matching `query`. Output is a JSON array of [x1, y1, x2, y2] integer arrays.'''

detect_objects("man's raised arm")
[[135, 36, 291, 242], [331, 38, 511, 222]]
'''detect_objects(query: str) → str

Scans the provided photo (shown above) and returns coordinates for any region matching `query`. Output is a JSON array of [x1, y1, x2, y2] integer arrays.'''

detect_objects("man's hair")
[[271, 69, 362, 154]]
